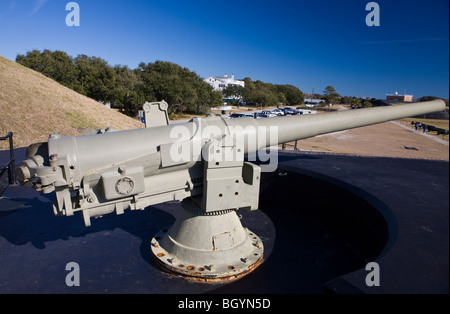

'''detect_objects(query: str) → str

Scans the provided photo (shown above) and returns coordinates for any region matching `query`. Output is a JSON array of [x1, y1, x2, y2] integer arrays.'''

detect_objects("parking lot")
[[227, 106, 317, 119]]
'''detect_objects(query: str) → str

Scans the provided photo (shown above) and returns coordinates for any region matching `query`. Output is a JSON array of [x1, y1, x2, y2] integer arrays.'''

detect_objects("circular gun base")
[[151, 229, 264, 283], [150, 201, 264, 283]]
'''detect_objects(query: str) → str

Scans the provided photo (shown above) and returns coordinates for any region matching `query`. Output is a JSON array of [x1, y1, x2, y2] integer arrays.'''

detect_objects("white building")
[[204, 74, 245, 92], [303, 99, 322, 107]]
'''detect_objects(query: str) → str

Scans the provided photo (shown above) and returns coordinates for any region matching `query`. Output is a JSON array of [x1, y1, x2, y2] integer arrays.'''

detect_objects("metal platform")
[[0, 149, 448, 294]]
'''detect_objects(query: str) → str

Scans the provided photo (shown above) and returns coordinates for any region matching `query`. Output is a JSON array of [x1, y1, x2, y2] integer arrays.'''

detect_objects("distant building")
[[204, 74, 245, 92], [303, 99, 322, 107], [386, 92, 414, 103]]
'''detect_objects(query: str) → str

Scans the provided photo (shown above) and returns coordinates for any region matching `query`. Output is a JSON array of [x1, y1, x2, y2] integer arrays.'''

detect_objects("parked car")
[[229, 113, 246, 118], [281, 107, 298, 115], [271, 109, 284, 116], [261, 110, 277, 118], [297, 109, 316, 115], [229, 113, 254, 119], [254, 113, 264, 119]]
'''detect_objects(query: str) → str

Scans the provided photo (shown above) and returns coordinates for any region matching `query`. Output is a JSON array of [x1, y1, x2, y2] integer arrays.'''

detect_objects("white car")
[[271, 109, 284, 116], [261, 110, 277, 118]]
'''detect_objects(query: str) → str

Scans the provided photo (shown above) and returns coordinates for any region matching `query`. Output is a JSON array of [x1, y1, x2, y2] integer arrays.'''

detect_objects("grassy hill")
[[0, 55, 143, 150]]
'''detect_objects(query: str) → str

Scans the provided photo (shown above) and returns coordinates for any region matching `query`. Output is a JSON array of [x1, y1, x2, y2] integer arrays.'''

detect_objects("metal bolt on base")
[[151, 199, 264, 283]]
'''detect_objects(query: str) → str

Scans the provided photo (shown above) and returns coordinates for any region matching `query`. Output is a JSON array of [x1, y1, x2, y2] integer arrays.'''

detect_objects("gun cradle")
[[17, 127, 261, 227]]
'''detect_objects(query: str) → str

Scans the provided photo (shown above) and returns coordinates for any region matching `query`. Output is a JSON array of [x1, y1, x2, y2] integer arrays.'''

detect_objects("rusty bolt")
[[205, 265, 214, 271], [252, 241, 262, 249]]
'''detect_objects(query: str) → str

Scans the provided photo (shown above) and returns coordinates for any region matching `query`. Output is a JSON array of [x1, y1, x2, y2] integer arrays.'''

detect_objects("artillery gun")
[[16, 100, 446, 282]]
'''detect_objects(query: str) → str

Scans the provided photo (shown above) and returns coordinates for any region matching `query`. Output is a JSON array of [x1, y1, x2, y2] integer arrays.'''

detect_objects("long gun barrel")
[[227, 99, 446, 151], [15, 99, 446, 281]]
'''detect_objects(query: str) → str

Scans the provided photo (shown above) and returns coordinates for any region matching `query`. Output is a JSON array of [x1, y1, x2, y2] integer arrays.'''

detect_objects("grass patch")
[[400, 118, 449, 130], [398, 118, 449, 142], [62, 109, 98, 129]]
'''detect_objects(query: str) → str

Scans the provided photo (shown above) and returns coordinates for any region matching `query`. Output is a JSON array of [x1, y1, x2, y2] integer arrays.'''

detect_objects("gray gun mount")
[[16, 99, 446, 282]]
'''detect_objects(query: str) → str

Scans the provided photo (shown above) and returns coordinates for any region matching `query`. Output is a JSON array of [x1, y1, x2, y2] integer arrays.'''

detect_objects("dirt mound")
[[0, 55, 143, 150]]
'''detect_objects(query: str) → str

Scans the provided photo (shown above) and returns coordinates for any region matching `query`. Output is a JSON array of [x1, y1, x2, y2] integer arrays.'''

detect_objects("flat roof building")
[[386, 92, 414, 103], [303, 99, 322, 107]]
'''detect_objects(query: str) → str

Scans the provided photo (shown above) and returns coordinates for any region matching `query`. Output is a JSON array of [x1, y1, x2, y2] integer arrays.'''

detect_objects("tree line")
[[340, 95, 449, 109], [222, 78, 304, 107], [18, 49, 443, 117], [16, 49, 222, 117], [15, 49, 309, 118]]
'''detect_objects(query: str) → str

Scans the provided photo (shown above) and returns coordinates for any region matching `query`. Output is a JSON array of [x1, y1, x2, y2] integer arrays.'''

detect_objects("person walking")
[[421, 124, 427, 134]]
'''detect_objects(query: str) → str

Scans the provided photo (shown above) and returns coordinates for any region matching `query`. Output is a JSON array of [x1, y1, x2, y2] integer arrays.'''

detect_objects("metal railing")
[[0, 132, 16, 186]]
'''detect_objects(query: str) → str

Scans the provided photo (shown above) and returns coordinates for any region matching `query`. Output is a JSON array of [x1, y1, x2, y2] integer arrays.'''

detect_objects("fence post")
[[1, 132, 16, 185], [9, 133, 16, 185]]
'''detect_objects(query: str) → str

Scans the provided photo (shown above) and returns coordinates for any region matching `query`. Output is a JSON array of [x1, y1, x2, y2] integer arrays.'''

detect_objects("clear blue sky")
[[1, 0, 448, 99]]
